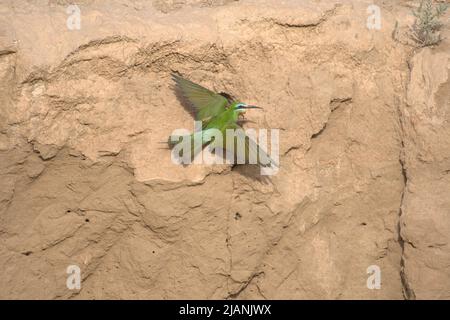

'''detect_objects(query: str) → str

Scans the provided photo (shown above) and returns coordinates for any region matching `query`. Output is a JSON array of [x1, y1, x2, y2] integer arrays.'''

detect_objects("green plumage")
[[169, 73, 277, 168]]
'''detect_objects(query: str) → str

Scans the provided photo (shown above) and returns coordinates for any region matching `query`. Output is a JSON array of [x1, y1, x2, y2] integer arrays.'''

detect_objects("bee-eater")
[[169, 73, 278, 169]]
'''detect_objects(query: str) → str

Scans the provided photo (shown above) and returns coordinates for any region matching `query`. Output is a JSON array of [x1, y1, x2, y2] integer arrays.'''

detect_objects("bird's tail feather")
[[168, 132, 209, 163]]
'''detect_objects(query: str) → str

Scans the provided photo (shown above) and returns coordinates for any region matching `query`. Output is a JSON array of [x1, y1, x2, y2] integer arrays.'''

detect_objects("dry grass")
[[410, 0, 449, 47]]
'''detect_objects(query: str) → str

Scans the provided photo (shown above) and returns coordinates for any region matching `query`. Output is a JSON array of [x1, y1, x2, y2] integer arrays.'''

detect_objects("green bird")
[[169, 73, 278, 169]]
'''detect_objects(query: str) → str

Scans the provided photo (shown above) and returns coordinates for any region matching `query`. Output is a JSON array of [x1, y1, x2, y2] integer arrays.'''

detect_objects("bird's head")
[[234, 103, 262, 114]]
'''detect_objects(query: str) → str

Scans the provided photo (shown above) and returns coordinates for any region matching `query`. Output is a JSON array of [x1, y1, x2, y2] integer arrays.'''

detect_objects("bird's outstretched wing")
[[210, 125, 278, 168], [172, 73, 230, 121]]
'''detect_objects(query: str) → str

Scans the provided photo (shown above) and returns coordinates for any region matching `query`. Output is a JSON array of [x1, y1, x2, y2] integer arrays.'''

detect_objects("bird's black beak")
[[242, 105, 263, 110]]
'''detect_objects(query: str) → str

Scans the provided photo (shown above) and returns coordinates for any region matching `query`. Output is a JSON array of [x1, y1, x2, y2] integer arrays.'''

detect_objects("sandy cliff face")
[[0, 0, 448, 299], [401, 46, 450, 299]]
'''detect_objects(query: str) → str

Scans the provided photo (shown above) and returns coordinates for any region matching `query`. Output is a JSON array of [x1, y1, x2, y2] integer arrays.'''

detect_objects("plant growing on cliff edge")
[[410, 0, 449, 47]]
